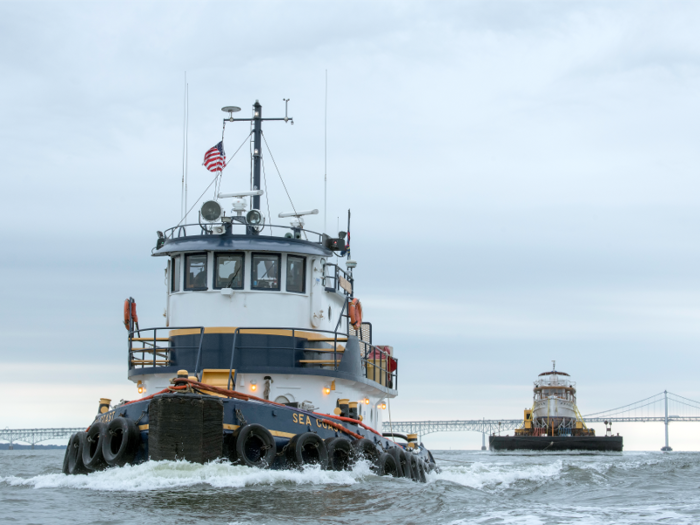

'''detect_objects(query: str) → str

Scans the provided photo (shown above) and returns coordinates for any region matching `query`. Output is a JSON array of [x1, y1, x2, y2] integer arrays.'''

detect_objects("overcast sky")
[[2, 1, 700, 450]]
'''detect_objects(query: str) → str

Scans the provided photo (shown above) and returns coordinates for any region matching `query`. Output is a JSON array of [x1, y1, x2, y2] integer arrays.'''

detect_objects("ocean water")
[[1, 449, 698, 524]]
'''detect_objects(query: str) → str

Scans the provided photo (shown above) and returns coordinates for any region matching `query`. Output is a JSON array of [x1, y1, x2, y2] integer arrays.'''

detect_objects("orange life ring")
[[123, 299, 130, 330], [348, 298, 363, 330], [123, 299, 138, 330]]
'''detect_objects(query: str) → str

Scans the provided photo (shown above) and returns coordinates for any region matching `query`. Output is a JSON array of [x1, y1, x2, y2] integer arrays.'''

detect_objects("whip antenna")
[[324, 69, 328, 234], [181, 72, 186, 220]]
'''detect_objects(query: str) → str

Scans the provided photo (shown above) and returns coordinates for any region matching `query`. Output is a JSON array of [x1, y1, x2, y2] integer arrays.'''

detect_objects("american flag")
[[203, 141, 226, 172]]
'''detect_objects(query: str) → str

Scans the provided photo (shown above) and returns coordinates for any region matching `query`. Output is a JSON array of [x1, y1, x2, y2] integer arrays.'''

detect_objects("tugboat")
[[490, 362, 623, 451], [62, 100, 436, 481]]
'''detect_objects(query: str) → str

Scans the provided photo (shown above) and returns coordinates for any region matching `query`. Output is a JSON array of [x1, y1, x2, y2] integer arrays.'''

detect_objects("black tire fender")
[[102, 418, 140, 467], [62, 433, 74, 474], [375, 452, 399, 477], [324, 437, 352, 471], [286, 432, 328, 470], [352, 438, 381, 465], [417, 457, 427, 483], [402, 450, 414, 480], [82, 422, 108, 471], [387, 447, 405, 478], [409, 453, 419, 481], [233, 424, 276, 468], [67, 432, 90, 475]]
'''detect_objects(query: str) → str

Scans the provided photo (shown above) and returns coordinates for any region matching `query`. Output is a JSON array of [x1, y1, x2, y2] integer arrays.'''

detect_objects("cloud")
[[1, 1, 700, 446]]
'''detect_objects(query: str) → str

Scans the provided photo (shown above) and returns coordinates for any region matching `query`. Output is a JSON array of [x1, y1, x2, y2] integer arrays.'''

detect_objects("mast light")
[[221, 106, 241, 122]]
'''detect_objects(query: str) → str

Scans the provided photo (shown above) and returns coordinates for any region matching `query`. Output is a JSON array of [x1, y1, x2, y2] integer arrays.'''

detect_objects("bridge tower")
[[661, 390, 672, 452]]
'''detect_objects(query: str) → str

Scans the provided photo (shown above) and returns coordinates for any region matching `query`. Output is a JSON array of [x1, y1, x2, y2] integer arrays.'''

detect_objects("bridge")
[[0, 428, 84, 449], [2, 392, 699, 451], [382, 391, 700, 451]]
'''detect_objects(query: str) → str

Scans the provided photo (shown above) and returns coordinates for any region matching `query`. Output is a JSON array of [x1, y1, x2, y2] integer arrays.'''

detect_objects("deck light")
[[380, 402, 387, 410], [323, 386, 331, 395], [201, 200, 222, 222], [250, 381, 257, 392], [137, 381, 146, 394], [364, 398, 370, 405], [246, 209, 263, 225]]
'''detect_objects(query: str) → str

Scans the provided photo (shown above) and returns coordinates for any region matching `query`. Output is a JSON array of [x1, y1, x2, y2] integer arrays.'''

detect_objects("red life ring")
[[348, 298, 363, 330]]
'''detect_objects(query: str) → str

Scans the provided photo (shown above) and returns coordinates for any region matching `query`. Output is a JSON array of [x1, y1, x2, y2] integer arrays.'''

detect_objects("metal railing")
[[128, 324, 397, 391], [223, 327, 347, 389], [162, 221, 327, 243], [323, 263, 353, 295], [358, 339, 397, 391], [128, 326, 205, 370]]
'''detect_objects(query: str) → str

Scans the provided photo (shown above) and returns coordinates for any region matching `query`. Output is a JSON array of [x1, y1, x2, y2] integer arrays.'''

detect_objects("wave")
[[448, 504, 700, 525], [427, 451, 697, 493], [0, 459, 377, 492], [428, 459, 564, 490]]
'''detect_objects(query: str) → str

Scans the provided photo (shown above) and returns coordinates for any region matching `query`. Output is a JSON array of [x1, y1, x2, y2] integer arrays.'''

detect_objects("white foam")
[[448, 504, 700, 525], [427, 459, 564, 490], [1, 459, 376, 492]]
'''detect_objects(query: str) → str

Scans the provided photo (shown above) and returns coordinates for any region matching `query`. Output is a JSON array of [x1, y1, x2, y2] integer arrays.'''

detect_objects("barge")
[[490, 363, 623, 451], [62, 100, 436, 480]]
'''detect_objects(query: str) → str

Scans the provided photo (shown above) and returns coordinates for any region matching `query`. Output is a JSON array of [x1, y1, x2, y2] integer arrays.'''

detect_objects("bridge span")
[[382, 391, 700, 450], [0, 428, 84, 449], [2, 392, 700, 451]]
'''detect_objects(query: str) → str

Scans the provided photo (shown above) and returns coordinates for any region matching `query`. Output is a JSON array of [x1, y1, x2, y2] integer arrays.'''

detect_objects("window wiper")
[[226, 265, 241, 288]]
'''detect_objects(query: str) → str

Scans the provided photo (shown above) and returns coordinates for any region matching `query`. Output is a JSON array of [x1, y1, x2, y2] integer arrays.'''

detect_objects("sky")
[[1, 0, 700, 451]]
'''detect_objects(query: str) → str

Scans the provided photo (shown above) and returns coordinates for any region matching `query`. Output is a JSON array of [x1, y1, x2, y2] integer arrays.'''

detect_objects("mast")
[[252, 100, 262, 210], [221, 99, 292, 213]]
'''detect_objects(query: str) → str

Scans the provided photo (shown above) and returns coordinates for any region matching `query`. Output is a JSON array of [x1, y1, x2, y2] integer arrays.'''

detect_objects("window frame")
[[171, 255, 181, 293], [213, 252, 245, 290], [286, 255, 306, 294], [251, 253, 281, 291], [184, 253, 209, 291]]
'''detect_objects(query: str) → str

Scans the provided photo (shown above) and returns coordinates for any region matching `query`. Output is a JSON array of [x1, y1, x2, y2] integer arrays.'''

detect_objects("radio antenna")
[[185, 77, 189, 221], [181, 72, 187, 219], [324, 69, 328, 234]]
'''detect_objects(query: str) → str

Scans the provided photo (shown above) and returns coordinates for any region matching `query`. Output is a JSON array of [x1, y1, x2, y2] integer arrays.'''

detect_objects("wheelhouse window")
[[171, 256, 181, 292], [286, 255, 306, 293], [215, 253, 244, 289], [185, 253, 208, 290], [251, 253, 280, 290]]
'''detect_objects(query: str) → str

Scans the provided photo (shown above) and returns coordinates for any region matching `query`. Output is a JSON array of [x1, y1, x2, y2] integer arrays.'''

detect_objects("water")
[[2, 449, 699, 524]]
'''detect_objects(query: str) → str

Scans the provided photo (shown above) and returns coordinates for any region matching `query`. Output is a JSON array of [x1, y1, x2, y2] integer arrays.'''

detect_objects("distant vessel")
[[490, 362, 623, 451]]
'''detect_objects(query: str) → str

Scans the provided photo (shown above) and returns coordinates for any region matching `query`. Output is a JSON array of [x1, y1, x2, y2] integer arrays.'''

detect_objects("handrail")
[[129, 325, 397, 390], [161, 222, 327, 243], [323, 263, 353, 295], [128, 326, 205, 370]]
